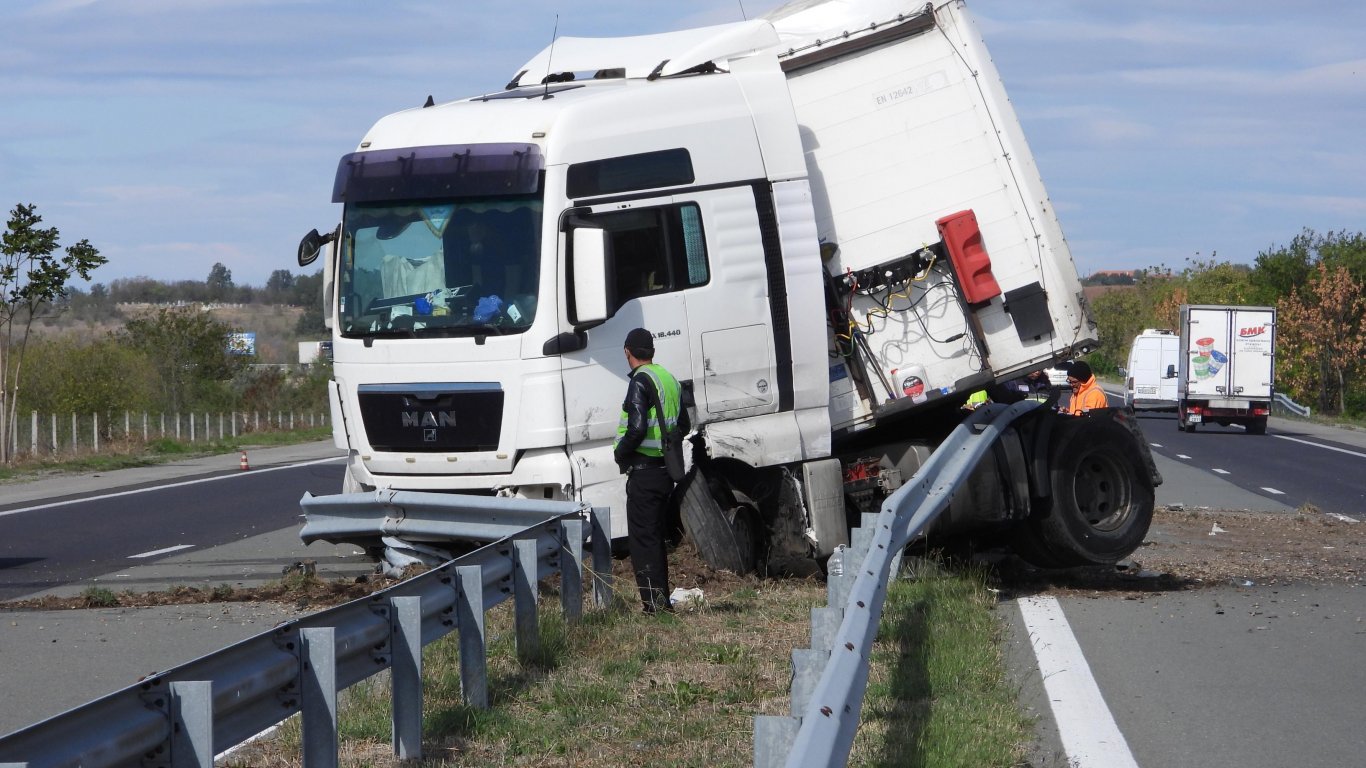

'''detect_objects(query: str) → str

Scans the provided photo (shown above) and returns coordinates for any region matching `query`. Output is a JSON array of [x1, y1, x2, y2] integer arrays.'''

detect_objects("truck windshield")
[[337, 197, 543, 337]]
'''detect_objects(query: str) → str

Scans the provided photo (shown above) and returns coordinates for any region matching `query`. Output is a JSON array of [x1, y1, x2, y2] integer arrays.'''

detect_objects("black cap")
[[1062, 360, 1092, 381], [624, 327, 655, 352]]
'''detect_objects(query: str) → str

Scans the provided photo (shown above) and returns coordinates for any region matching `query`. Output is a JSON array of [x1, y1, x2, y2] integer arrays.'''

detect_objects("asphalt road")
[[0, 442, 370, 735], [1013, 394, 1366, 768], [1034, 585, 1366, 768], [1132, 409, 1366, 516], [0, 457, 347, 601]]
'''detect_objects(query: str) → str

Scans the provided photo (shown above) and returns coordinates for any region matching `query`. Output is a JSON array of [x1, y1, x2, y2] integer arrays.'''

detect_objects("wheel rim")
[[1072, 452, 1132, 532]]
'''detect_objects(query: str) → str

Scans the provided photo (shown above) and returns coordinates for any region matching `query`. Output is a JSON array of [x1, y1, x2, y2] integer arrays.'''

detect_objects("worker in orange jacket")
[[1061, 360, 1109, 415]]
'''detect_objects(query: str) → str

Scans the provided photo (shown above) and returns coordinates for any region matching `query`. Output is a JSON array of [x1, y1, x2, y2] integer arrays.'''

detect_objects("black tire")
[[1014, 415, 1155, 567], [677, 466, 757, 574], [1246, 418, 1267, 435]]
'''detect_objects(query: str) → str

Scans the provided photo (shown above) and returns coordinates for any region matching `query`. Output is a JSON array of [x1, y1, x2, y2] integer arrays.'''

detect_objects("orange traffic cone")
[[239, 451, 250, 471]]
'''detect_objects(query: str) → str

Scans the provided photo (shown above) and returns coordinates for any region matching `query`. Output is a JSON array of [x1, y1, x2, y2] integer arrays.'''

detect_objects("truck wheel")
[[677, 466, 757, 574], [1246, 418, 1267, 435], [1016, 416, 1154, 567]]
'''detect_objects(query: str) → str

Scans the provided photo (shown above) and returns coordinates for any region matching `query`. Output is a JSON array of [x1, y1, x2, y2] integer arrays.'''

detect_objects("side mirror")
[[298, 228, 336, 267], [571, 227, 610, 324], [1164, 364, 1177, 378]]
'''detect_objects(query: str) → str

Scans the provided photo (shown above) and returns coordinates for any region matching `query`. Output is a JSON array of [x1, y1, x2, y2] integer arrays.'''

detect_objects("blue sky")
[[3, 0, 1363, 289]]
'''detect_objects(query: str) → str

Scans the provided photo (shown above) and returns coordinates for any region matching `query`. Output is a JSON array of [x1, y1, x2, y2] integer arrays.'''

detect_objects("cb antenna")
[[738, 1, 748, 20], [543, 14, 560, 100]]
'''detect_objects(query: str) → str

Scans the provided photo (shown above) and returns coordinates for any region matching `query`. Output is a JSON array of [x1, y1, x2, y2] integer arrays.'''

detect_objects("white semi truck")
[[297, 0, 1158, 572], [1176, 304, 1276, 434]]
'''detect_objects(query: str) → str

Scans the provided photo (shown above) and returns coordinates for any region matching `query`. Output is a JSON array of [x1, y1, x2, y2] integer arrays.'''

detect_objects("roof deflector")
[[510, 20, 779, 87]]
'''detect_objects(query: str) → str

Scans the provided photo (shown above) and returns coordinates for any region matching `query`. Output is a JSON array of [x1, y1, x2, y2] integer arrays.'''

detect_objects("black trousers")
[[626, 465, 673, 611]]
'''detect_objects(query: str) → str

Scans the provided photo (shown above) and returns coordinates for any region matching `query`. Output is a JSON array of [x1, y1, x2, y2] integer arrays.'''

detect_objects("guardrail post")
[[791, 648, 828, 715], [169, 681, 213, 768], [456, 565, 489, 708], [513, 539, 541, 662], [753, 715, 800, 768], [300, 627, 338, 768], [811, 606, 842, 651], [590, 506, 613, 609], [390, 596, 423, 760], [560, 518, 585, 622]]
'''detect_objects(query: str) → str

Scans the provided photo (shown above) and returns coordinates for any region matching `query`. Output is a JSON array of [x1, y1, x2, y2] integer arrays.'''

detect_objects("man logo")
[[402, 411, 457, 428]]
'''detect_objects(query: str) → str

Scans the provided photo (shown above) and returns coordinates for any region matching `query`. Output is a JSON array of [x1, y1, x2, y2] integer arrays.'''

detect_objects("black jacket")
[[614, 368, 691, 470]]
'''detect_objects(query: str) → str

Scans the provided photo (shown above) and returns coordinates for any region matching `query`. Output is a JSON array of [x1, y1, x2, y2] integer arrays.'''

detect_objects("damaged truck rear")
[[296, 0, 1159, 575]]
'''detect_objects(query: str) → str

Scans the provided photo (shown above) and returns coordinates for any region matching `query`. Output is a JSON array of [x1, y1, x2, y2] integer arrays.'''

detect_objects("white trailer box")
[[1177, 305, 1275, 433], [1124, 329, 1180, 410], [771, 0, 1095, 429]]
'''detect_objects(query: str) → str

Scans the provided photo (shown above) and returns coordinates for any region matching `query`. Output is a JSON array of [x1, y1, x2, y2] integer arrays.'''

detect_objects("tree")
[[1277, 262, 1366, 415], [120, 307, 248, 413], [0, 203, 105, 463], [263, 269, 296, 303], [206, 262, 234, 302]]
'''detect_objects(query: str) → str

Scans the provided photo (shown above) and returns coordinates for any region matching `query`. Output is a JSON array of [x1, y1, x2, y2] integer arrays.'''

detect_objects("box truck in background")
[[296, 0, 1159, 574], [1124, 329, 1180, 410], [1177, 305, 1276, 434]]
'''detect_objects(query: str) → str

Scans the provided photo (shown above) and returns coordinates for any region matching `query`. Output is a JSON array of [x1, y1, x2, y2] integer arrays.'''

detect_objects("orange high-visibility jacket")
[[1066, 376, 1109, 415]]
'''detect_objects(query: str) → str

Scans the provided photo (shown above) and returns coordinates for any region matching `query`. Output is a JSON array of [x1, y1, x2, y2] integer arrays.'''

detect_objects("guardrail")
[[0, 499, 613, 768], [1273, 392, 1311, 418], [753, 400, 1042, 767]]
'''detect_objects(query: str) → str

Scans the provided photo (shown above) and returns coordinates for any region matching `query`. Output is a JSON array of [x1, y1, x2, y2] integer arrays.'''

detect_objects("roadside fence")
[[6, 409, 328, 459]]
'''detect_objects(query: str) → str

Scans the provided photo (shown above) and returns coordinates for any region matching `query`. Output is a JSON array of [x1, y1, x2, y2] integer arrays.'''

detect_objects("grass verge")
[[851, 559, 1033, 767], [0, 426, 332, 482], [224, 554, 1030, 767]]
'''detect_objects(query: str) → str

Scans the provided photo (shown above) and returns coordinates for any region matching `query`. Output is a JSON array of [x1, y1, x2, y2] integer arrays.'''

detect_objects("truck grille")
[[357, 383, 503, 453]]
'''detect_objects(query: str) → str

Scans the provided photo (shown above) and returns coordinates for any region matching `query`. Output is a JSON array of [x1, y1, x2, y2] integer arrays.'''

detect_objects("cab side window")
[[593, 203, 709, 311]]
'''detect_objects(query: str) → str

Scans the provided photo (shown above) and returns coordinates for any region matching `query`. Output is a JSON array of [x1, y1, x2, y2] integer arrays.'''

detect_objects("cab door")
[[673, 186, 780, 422], [558, 195, 701, 489]]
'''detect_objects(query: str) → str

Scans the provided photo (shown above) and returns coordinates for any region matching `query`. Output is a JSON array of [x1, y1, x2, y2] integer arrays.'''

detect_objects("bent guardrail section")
[[0, 497, 613, 768], [754, 400, 1042, 768]]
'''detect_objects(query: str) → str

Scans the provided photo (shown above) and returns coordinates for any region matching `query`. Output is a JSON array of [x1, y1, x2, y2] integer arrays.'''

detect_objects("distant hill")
[[32, 303, 314, 366], [1081, 270, 1139, 286]]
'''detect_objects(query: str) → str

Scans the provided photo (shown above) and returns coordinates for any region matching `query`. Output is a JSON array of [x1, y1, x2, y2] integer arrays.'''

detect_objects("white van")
[[1125, 329, 1180, 410]]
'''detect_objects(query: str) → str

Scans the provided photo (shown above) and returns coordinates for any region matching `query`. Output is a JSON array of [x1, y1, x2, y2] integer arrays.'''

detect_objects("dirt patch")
[[993, 506, 1365, 597], [0, 569, 400, 612], [0, 541, 754, 613]]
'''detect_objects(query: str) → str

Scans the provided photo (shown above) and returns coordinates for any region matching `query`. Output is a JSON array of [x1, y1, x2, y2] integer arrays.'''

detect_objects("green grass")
[[850, 559, 1033, 768], [223, 556, 1033, 768]]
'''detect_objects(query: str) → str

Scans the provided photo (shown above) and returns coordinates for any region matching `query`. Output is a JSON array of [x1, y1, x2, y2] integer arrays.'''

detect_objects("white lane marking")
[[1261, 487, 1285, 495], [1273, 435, 1366, 459], [1211, 468, 1230, 475], [1176, 454, 1191, 460], [1018, 596, 1140, 768], [1327, 513, 1360, 523], [129, 544, 195, 559], [0, 457, 344, 518], [1149, 443, 1163, 448]]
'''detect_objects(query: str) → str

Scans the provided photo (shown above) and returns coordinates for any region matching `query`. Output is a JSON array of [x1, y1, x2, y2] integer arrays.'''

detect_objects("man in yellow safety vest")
[[613, 327, 690, 613]]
